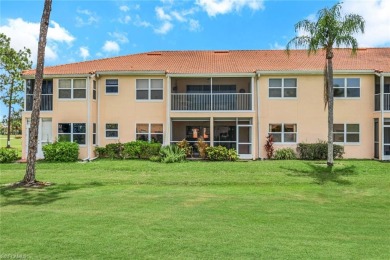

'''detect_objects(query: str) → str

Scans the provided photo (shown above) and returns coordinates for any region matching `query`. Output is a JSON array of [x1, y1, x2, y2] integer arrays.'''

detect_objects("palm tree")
[[286, 2, 364, 167], [24, 0, 52, 185]]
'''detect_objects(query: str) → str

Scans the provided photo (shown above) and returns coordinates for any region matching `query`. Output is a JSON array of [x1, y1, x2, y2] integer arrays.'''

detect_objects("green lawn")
[[0, 134, 22, 157], [1, 160, 389, 259]]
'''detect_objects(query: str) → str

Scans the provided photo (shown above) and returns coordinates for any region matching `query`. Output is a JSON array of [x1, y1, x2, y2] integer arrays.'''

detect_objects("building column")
[[165, 76, 171, 145], [210, 116, 214, 147]]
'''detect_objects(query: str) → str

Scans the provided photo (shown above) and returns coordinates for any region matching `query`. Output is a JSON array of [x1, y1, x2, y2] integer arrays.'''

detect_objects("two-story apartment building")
[[22, 48, 390, 160]]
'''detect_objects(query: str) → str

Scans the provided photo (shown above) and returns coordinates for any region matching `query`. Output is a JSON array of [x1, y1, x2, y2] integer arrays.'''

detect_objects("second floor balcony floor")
[[170, 77, 253, 111]]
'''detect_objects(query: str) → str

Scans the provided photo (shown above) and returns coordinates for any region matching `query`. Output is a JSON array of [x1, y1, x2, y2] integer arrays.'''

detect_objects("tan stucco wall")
[[258, 74, 375, 159], [97, 75, 166, 147], [22, 73, 384, 160]]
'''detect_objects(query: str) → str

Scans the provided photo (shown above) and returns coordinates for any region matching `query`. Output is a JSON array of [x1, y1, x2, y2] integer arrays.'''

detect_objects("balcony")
[[375, 93, 390, 111], [170, 76, 253, 112], [171, 93, 252, 111], [26, 94, 53, 111]]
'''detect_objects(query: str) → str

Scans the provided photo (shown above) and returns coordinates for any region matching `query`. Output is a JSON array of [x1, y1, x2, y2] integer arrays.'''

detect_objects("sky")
[[0, 0, 390, 117]]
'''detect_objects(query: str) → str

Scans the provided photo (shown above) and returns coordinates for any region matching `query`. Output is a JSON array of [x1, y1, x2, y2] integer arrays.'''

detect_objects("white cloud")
[[76, 8, 99, 27], [119, 15, 131, 24], [196, 0, 264, 16], [120, 5, 130, 12], [156, 7, 172, 21], [269, 42, 284, 50], [109, 32, 129, 44], [343, 0, 390, 47], [189, 19, 201, 32], [171, 11, 186, 22], [134, 15, 152, 28], [79, 47, 90, 60], [0, 18, 75, 63], [154, 21, 173, 34], [102, 41, 120, 53]]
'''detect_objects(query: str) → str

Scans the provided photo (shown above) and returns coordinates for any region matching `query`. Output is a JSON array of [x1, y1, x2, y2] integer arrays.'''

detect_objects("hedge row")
[[95, 141, 161, 159]]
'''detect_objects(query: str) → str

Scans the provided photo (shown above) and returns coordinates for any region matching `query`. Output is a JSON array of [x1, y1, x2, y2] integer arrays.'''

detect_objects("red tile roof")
[[22, 48, 390, 76]]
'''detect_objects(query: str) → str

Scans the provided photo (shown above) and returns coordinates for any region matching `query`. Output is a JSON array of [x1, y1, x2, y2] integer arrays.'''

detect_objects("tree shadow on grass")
[[282, 162, 358, 185], [0, 181, 103, 207]]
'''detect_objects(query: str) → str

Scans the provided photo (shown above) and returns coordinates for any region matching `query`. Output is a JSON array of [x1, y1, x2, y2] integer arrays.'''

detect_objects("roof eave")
[[256, 69, 376, 75]]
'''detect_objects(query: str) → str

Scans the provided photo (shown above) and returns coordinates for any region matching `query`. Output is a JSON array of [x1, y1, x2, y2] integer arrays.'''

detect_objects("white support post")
[[380, 74, 384, 160], [165, 76, 171, 145]]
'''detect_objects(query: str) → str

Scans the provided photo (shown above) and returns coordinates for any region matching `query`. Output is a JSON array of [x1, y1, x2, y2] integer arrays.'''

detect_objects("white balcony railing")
[[375, 93, 390, 111], [171, 93, 252, 111]]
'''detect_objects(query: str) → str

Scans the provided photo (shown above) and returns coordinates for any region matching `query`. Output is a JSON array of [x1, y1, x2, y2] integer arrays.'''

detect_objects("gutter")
[[256, 69, 376, 75], [22, 74, 91, 79], [96, 71, 166, 76], [167, 73, 256, 78]]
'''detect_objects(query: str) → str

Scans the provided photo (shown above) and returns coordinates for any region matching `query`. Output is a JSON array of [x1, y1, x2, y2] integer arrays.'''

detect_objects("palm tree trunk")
[[24, 0, 52, 184], [6, 80, 14, 148], [326, 53, 334, 167]]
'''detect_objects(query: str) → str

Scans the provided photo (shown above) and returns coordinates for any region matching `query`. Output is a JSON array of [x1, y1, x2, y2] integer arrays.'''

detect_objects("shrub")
[[105, 143, 124, 159], [149, 155, 162, 162], [95, 147, 107, 158], [264, 134, 274, 159], [177, 139, 193, 157], [159, 145, 186, 163], [196, 138, 208, 159], [274, 148, 297, 160], [43, 142, 79, 162], [297, 141, 344, 160], [123, 141, 143, 159], [206, 146, 238, 161], [139, 142, 161, 159], [96, 141, 161, 160], [0, 148, 18, 163]]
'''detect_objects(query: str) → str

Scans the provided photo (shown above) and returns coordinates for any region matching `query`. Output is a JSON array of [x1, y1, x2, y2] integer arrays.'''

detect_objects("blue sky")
[[0, 0, 389, 117]]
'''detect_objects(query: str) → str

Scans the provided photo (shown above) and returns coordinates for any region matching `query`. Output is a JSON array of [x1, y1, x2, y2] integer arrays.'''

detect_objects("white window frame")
[[136, 79, 164, 101], [333, 78, 360, 98], [268, 78, 297, 98], [92, 123, 97, 145], [58, 79, 87, 100], [58, 123, 86, 145], [93, 80, 97, 100], [136, 123, 164, 143], [333, 123, 360, 144], [269, 123, 297, 143], [105, 79, 119, 94], [105, 123, 119, 139]]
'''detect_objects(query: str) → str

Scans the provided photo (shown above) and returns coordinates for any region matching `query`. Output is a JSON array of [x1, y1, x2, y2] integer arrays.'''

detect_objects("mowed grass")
[[1, 159, 389, 259], [0, 134, 22, 157]]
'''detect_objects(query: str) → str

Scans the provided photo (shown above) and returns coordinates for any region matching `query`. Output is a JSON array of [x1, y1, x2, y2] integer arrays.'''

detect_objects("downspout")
[[86, 75, 91, 160], [97, 73, 100, 148], [251, 76, 255, 160], [256, 73, 261, 159], [380, 74, 384, 160], [166, 75, 171, 145]]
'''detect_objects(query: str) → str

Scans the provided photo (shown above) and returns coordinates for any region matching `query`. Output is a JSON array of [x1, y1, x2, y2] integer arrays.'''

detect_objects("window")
[[106, 124, 118, 138], [106, 79, 118, 94], [136, 123, 163, 143], [58, 123, 86, 145], [136, 79, 163, 100], [334, 78, 360, 98], [58, 79, 86, 99], [93, 123, 97, 145], [333, 124, 360, 143], [26, 79, 53, 111], [269, 78, 297, 98], [93, 80, 97, 100], [269, 124, 297, 143]]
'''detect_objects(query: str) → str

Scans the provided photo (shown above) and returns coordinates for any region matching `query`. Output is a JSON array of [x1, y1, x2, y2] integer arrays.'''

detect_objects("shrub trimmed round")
[[43, 142, 79, 162]]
